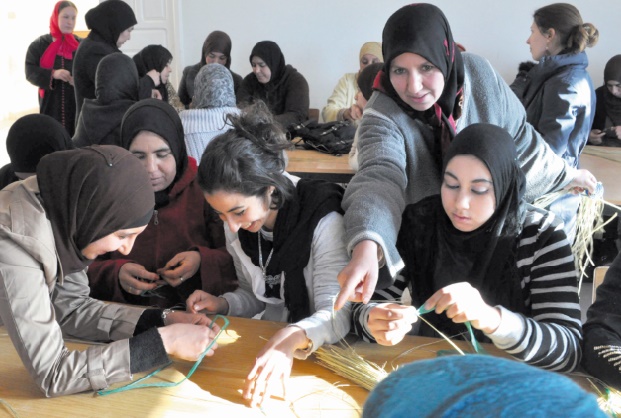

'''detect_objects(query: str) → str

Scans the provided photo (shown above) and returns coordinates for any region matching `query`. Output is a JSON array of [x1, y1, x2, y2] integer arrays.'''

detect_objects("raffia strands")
[[533, 189, 617, 290], [587, 378, 621, 416], [314, 344, 389, 391]]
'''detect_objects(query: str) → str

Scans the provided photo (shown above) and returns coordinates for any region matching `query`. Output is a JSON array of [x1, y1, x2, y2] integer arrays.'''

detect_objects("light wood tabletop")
[[0, 316, 520, 418], [581, 147, 621, 205], [286, 148, 354, 183]]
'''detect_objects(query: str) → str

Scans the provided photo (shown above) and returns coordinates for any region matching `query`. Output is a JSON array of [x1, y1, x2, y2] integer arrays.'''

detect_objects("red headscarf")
[[39, 1, 79, 97]]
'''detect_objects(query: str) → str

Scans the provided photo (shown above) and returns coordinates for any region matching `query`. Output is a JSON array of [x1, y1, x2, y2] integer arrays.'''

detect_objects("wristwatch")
[[161, 308, 173, 325]]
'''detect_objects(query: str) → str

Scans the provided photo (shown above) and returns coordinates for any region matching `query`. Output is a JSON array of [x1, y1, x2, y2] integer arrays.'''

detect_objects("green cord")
[[417, 306, 486, 354], [97, 315, 230, 396]]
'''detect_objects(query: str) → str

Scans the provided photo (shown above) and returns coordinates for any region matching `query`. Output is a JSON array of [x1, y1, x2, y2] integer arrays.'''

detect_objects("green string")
[[97, 315, 230, 396], [417, 306, 486, 354]]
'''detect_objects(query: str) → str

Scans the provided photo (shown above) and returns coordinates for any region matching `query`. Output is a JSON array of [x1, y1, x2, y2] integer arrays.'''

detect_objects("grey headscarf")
[[192, 63, 236, 109]]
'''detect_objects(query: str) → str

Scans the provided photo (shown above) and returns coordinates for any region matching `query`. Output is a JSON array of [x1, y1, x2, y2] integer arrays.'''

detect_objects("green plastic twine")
[[417, 306, 486, 354], [97, 314, 230, 396]]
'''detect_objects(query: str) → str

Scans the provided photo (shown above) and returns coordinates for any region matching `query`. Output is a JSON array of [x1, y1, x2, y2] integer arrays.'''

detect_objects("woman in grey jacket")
[[334, 3, 597, 310], [0, 146, 219, 397]]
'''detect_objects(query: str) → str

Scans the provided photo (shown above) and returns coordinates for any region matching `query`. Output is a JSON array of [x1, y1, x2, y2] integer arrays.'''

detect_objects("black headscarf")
[[376, 3, 464, 157], [37, 146, 154, 275], [6, 114, 73, 173], [603, 55, 621, 126], [120, 99, 188, 207], [84, 0, 137, 47], [201, 31, 233, 69], [249, 41, 286, 85], [238, 179, 344, 323], [398, 123, 527, 338], [74, 53, 139, 148], [133, 44, 172, 76]]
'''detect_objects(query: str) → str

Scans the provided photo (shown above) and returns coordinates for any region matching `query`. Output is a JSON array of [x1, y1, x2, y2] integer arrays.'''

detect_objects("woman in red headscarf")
[[25, 1, 81, 136]]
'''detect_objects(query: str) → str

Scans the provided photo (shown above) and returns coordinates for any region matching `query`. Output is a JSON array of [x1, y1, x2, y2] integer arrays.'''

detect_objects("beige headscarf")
[[359, 42, 383, 62]]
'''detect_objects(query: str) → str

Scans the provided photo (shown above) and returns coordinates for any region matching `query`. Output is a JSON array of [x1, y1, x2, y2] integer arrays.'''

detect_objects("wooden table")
[[0, 316, 518, 418], [580, 147, 621, 205], [286, 149, 354, 183]]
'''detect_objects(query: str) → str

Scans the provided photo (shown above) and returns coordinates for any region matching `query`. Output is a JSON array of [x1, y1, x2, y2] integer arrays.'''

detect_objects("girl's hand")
[[157, 323, 219, 360], [242, 326, 308, 407], [367, 303, 418, 346], [589, 129, 605, 144], [119, 263, 163, 295], [146, 69, 161, 86], [567, 169, 597, 195], [335, 240, 380, 310], [53, 68, 73, 84], [424, 282, 501, 334], [157, 251, 201, 287], [186, 290, 228, 315], [163, 310, 219, 330]]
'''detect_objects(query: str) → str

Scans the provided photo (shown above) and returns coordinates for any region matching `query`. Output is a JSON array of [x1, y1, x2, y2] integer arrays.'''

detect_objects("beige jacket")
[[0, 177, 145, 397]]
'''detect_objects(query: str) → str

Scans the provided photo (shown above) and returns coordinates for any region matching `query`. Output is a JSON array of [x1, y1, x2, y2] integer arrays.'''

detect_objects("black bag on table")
[[288, 120, 357, 156]]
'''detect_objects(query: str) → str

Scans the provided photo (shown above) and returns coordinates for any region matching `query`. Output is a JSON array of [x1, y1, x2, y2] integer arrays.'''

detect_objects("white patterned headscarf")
[[192, 63, 236, 109]]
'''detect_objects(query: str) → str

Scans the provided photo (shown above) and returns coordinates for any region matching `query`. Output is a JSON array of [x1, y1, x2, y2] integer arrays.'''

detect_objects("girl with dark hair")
[[0, 114, 74, 189], [133, 44, 176, 105], [0, 145, 220, 397], [590, 55, 621, 146], [238, 41, 309, 127], [352, 123, 582, 372], [87, 99, 236, 309], [73, 0, 137, 121], [72, 52, 139, 147], [178, 31, 243, 108], [335, 3, 597, 311], [511, 2, 599, 243], [188, 102, 351, 407], [25, 1, 80, 136]]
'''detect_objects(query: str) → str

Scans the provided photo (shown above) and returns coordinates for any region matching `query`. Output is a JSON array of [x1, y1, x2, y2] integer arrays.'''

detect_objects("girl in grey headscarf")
[[179, 63, 240, 162]]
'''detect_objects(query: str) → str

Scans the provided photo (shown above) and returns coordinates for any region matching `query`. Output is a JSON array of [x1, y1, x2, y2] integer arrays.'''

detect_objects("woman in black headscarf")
[[87, 99, 237, 309], [73, 0, 137, 122], [352, 123, 582, 372], [0, 145, 220, 397], [133, 44, 174, 103], [590, 55, 621, 146], [335, 3, 597, 312], [0, 114, 73, 189], [237, 41, 309, 127], [178, 30, 244, 109], [72, 52, 138, 147]]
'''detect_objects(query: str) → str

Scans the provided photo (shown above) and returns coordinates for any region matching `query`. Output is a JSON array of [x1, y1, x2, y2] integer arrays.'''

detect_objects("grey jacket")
[[0, 177, 145, 396], [343, 53, 574, 278]]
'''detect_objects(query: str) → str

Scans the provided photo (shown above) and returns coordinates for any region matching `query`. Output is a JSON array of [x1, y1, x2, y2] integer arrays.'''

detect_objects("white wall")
[[176, 0, 620, 114]]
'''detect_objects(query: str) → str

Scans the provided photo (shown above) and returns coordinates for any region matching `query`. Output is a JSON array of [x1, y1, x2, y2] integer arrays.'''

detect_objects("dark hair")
[[197, 101, 294, 209], [357, 62, 383, 101], [58, 1, 77, 13], [534, 3, 598, 54]]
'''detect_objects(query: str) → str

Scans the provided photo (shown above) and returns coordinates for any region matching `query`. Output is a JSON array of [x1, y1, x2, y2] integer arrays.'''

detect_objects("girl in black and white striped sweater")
[[351, 123, 582, 372]]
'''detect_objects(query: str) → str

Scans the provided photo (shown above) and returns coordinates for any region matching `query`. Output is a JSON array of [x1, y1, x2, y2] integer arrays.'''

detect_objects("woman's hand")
[[147, 69, 161, 86], [186, 290, 229, 315], [119, 262, 164, 295], [567, 169, 597, 195], [589, 129, 605, 144], [424, 282, 501, 334], [335, 240, 379, 310], [344, 104, 363, 121], [53, 69, 73, 85], [242, 326, 308, 407], [163, 310, 219, 330], [367, 303, 418, 346], [157, 251, 201, 287], [157, 323, 219, 361]]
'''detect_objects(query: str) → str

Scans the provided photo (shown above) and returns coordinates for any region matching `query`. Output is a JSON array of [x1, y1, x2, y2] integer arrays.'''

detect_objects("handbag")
[[288, 120, 357, 156]]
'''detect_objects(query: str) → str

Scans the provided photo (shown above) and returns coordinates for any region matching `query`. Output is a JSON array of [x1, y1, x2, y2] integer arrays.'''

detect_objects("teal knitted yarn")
[[363, 355, 605, 418]]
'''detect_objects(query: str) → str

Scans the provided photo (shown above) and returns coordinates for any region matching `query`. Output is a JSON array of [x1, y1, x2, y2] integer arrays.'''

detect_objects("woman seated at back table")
[[352, 123, 582, 372], [322, 41, 382, 123], [0, 145, 219, 396], [186, 102, 351, 407], [87, 99, 237, 308], [237, 41, 309, 127]]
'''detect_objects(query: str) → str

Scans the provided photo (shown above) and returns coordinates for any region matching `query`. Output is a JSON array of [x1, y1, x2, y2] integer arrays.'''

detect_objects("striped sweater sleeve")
[[486, 207, 582, 372], [351, 274, 408, 342]]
